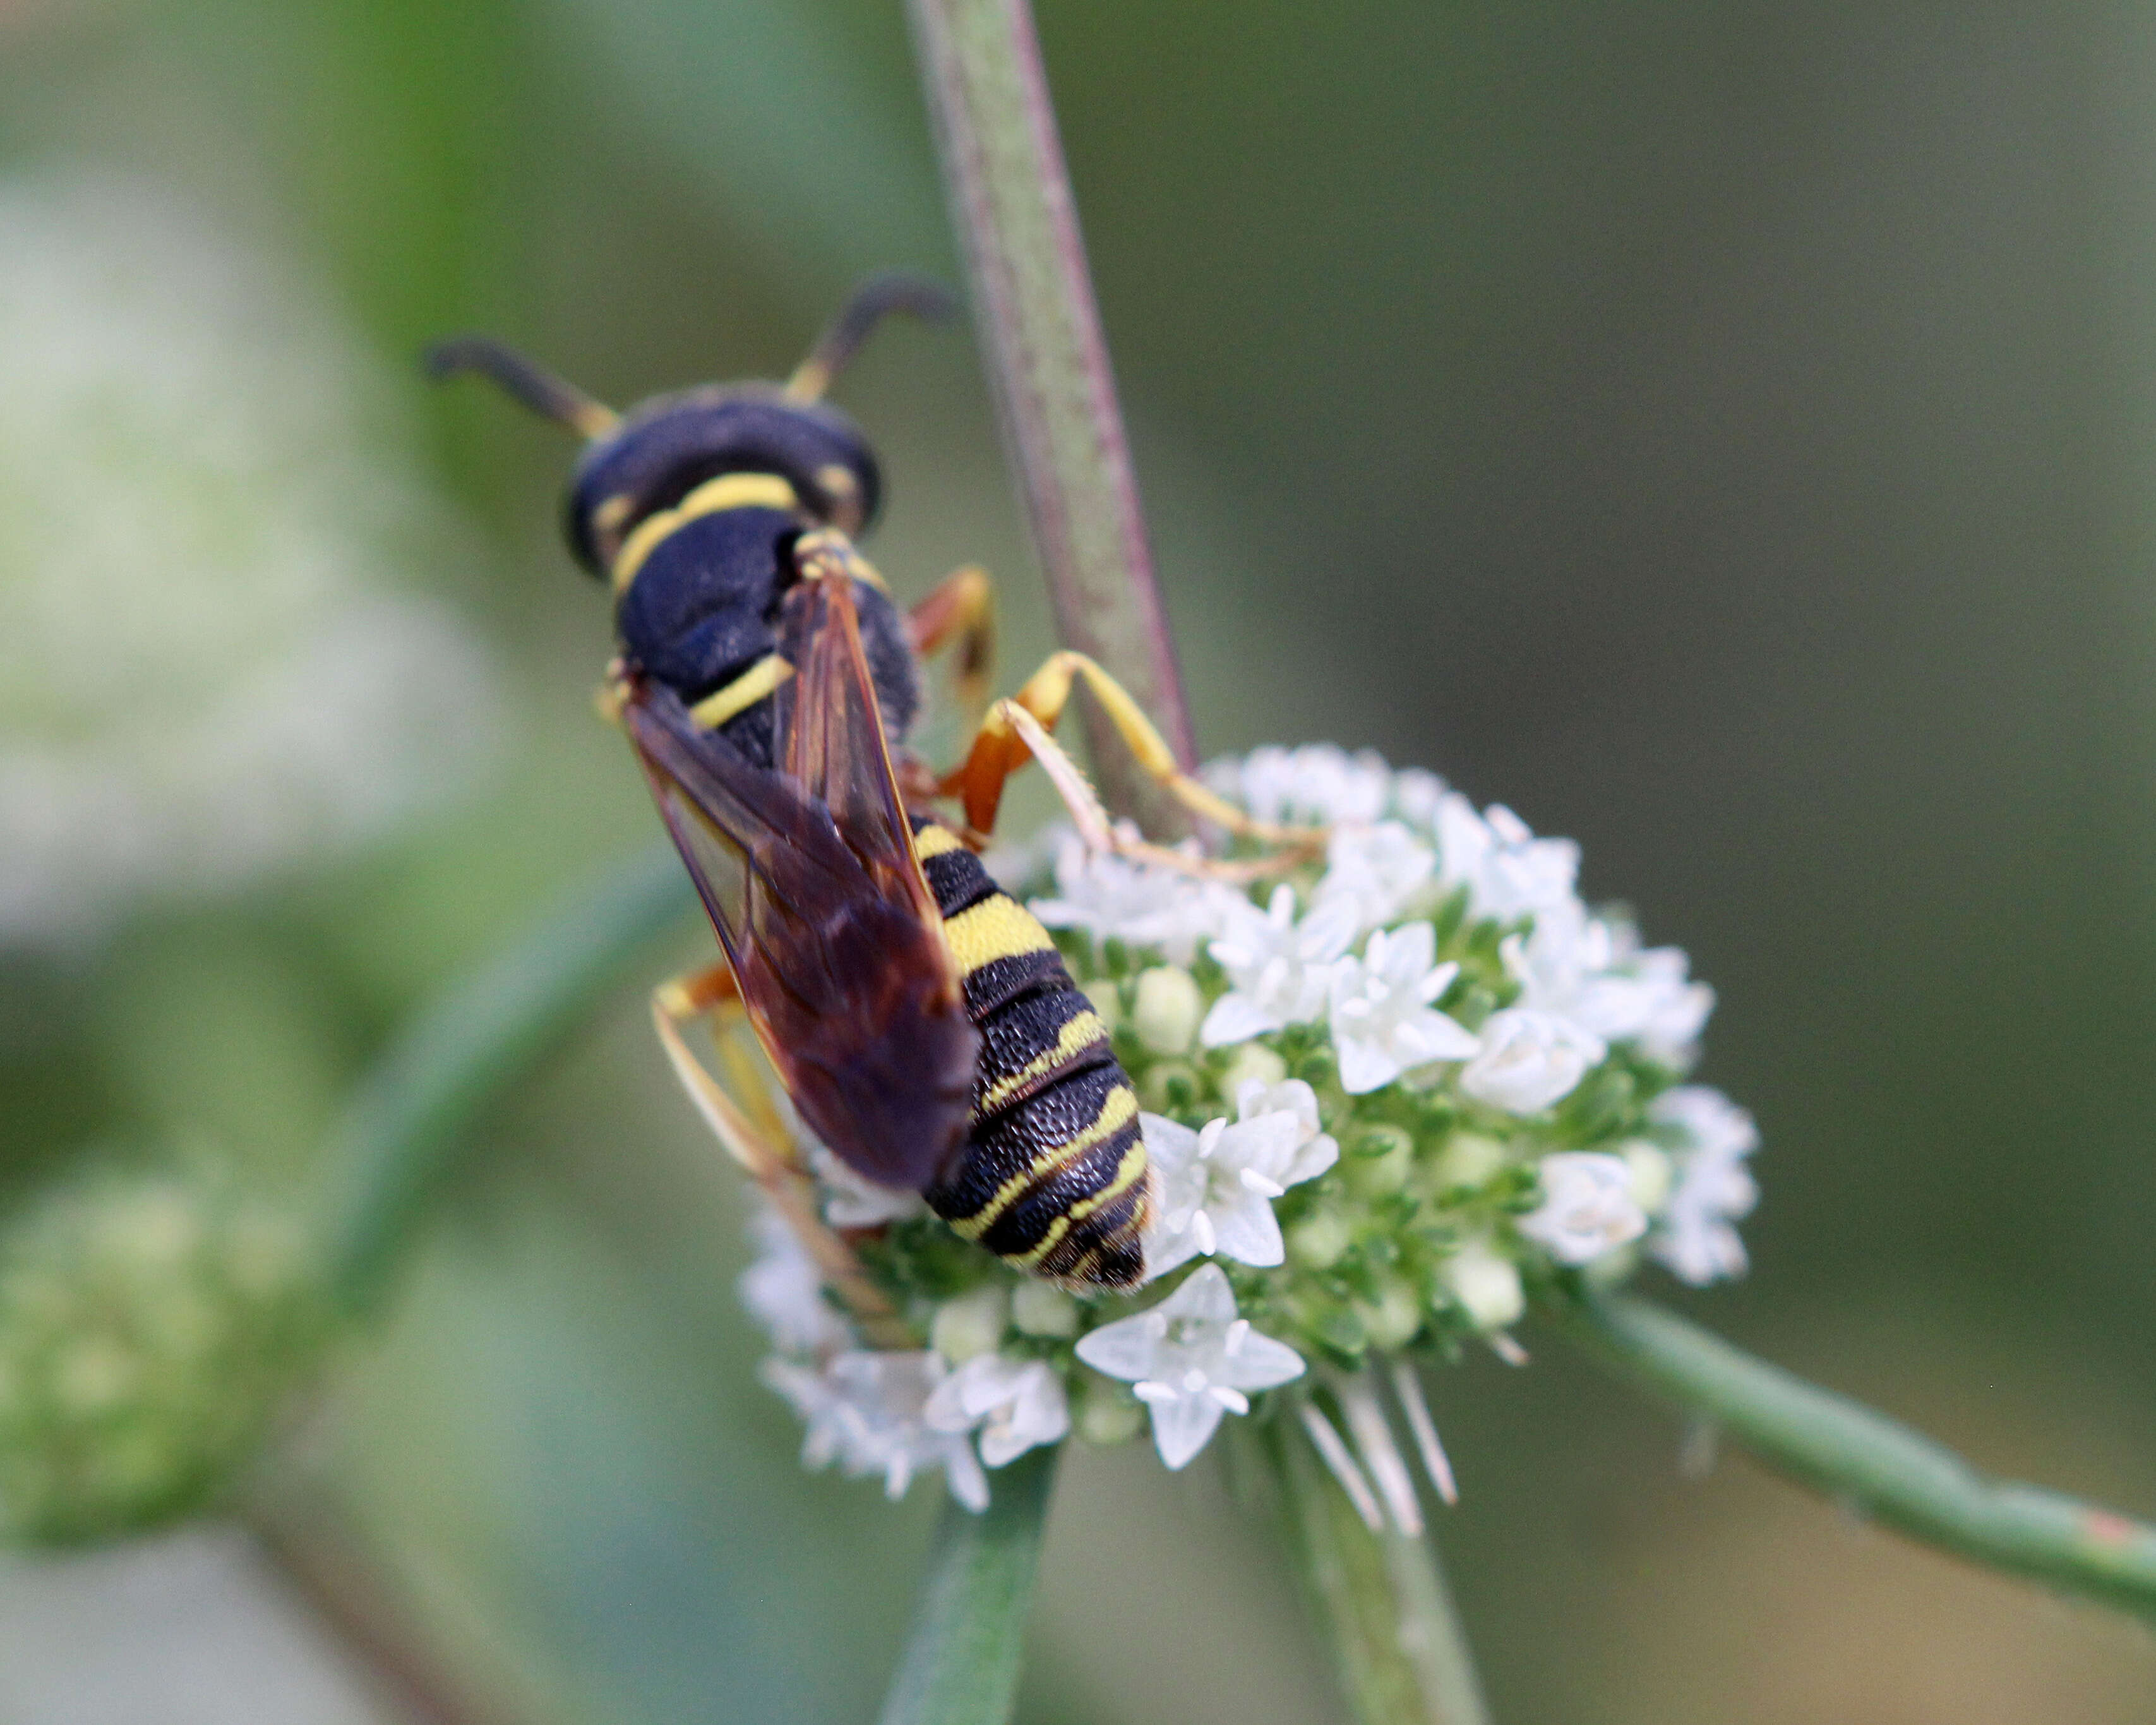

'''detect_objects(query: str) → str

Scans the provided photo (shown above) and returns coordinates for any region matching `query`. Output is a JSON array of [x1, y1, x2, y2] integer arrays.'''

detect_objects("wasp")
[[428, 277, 1289, 1302]]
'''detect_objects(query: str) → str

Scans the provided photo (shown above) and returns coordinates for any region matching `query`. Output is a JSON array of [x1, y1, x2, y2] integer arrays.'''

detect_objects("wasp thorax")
[[565, 388, 882, 574]]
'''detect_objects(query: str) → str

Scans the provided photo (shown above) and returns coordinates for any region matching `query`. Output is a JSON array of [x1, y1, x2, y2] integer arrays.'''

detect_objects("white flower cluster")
[[740, 743, 1761, 1508], [0, 172, 499, 946]]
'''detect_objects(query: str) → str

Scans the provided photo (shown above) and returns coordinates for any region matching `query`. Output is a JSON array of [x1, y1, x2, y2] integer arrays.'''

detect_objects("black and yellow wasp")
[[429, 277, 1280, 1301]]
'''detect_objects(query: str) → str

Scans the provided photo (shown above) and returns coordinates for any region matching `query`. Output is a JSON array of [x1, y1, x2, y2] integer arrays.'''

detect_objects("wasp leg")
[[652, 962, 911, 1348], [939, 651, 1326, 855], [906, 565, 997, 721], [963, 700, 1307, 886]]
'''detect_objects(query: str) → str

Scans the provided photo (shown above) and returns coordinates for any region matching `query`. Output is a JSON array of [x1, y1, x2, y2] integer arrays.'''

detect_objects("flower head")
[[740, 742, 1755, 1510], [1075, 1265, 1305, 1469]]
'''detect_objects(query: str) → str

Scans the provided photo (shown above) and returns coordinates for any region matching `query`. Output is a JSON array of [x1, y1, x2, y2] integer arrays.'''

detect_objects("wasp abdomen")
[[913, 822, 1151, 1288]]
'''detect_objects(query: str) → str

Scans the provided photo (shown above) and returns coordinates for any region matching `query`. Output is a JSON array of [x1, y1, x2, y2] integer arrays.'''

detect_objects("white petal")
[[1335, 1033, 1401, 1095], [1213, 1329, 1308, 1393], [1074, 1310, 1170, 1381], [1159, 1261, 1241, 1328], [1207, 1193, 1286, 1267], [1199, 992, 1283, 1048], [944, 1442, 990, 1512], [1146, 1391, 1226, 1470]]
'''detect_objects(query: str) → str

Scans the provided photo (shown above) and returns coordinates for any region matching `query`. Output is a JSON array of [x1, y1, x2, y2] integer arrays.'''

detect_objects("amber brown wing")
[[620, 582, 977, 1192]]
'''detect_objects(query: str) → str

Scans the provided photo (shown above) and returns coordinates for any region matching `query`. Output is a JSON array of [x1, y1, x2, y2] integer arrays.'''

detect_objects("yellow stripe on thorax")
[[912, 822, 966, 860], [940, 893, 1057, 976], [975, 1011, 1108, 1116], [611, 472, 801, 594], [947, 1083, 1139, 1241], [688, 653, 794, 730]]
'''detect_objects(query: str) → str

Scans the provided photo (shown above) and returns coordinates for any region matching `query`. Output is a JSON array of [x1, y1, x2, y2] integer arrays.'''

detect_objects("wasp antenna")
[[424, 337, 620, 438], [784, 272, 961, 403]]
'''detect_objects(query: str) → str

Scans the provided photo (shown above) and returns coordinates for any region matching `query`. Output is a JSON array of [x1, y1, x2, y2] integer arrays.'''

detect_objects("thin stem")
[[1548, 1291, 2156, 1621], [1262, 1412, 1492, 1725], [904, 0, 1195, 830], [322, 844, 695, 1316], [876, 1446, 1059, 1725]]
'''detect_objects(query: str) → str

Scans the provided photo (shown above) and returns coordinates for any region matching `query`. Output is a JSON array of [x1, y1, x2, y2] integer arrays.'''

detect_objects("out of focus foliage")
[[1, 0, 2154, 1721]]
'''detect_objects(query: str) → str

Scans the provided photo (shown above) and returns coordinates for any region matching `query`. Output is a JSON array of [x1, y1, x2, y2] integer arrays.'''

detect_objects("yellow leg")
[[907, 565, 997, 721], [940, 650, 1326, 855], [652, 961, 911, 1349], [963, 700, 1310, 886]]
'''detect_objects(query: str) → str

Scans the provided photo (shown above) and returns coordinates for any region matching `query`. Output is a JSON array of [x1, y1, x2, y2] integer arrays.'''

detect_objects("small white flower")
[[1518, 1152, 1647, 1266], [738, 1206, 851, 1357], [807, 1141, 928, 1229], [1315, 820, 1437, 934], [1232, 1078, 1340, 1185], [1597, 919, 1715, 1067], [1458, 1007, 1606, 1114], [1214, 744, 1392, 827], [1389, 767, 1448, 827], [1142, 1088, 1336, 1276], [1326, 923, 1480, 1095], [1029, 833, 1233, 965], [1074, 1264, 1305, 1469], [1199, 885, 1360, 1047], [761, 1349, 989, 1512], [925, 1353, 1070, 1467], [1500, 902, 1713, 1070], [1648, 1087, 1759, 1285], [1434, 796, 1580, 923]]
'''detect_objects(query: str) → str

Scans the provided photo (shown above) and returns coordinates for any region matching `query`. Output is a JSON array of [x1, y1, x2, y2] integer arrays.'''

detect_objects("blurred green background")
[[3, 0, 2155, 1719]]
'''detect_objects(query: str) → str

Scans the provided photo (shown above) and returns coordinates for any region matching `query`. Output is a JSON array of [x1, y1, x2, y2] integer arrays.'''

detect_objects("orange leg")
[[938, 651, 1326, 859], [652, 959, 910, 1348], [907, 565, 997, 723]]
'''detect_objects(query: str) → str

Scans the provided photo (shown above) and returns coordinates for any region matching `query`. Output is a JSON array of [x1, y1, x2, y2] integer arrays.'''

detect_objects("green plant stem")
[[877, 1446, 1059, 1725], [1262, 1416, 1492, 1725], [321, 844, 695, 1316], [1549, 1291, 2156, 1620], [904, 0, 1195, 830]]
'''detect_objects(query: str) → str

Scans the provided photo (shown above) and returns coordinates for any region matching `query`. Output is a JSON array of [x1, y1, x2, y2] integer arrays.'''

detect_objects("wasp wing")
[[621, 580, 976, 1192]]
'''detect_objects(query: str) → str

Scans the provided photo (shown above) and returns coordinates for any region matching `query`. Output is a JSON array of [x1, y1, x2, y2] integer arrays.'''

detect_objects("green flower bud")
[[1074, 1376, 1144, 1445], [1287, 1211, 1353, 1270], [1354, 1278, 1424, 1352], [1137, 1060, 1202, 1113], [0, 1167, 326, 1545], [1346, 1124, 1415, 1196], [1619, 1139, 1673, 1211], [929, 1285, 1009, 1364], [1439, 1237, 1524, 1332], [1432, 1131, 1507, 1193], [1010, 1280, 1079, 1338], [1130, 966, 1204, 1056], [1216, 1041, 1288, 1100]]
